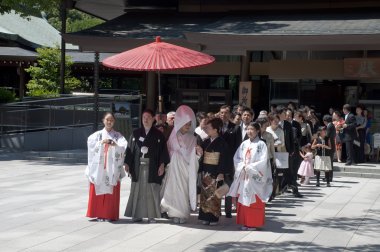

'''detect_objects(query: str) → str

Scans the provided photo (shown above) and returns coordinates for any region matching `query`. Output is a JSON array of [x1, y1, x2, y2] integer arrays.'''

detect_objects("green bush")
[[0, 88, 15, 103], [25, 46, 82, 97]]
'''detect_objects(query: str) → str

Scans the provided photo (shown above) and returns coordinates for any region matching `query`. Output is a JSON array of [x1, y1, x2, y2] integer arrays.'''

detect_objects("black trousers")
[[273, 168, 283, 197], [355, 129, 366, 163], [345, 140, 354, 164], [284, 154, 300, 193], [281, 168, 299, 194], [290, 152, 302, 184], [224, 174, 233, 214], [328, 150, 335, 182], [316, 170, 331, 184]]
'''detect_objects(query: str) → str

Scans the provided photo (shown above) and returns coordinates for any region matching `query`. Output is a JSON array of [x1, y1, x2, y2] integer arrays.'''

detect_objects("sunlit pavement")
[[0, 155, 379, 251]]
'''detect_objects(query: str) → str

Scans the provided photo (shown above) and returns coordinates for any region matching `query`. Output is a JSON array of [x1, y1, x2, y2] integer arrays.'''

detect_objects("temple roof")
[[0, 11, 77, 50], [64, 10, 380, 53], [0, 46, 37, 61]]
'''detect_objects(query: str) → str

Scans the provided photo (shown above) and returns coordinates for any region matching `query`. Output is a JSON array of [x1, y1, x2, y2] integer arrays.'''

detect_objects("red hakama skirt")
[[236, 195, 265, 228], [86, 182, 120, 220]]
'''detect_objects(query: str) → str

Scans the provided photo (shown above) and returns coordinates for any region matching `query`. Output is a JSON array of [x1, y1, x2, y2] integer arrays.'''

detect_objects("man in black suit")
[[323, 114, 336, 181], [231, 107, 253, 152], [228, 107, 253, 211], [219, 105, 236, 140], [342, 104, 357, 166], [277, 106, 303, 198], [218, 105, 236, 218], [287, 108, 302, 186]]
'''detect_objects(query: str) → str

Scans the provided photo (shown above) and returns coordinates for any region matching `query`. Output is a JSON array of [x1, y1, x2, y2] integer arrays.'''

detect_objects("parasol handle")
[[158, 95, 163, 114]]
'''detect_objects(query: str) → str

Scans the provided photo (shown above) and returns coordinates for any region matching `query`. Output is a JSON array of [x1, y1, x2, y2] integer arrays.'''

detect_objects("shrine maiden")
[[228, 122, 273, 230], [86, 112, 128, 221]]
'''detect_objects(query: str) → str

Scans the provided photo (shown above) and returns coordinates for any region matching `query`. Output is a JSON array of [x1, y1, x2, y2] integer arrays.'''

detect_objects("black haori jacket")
[[125, 127, 170, 184]]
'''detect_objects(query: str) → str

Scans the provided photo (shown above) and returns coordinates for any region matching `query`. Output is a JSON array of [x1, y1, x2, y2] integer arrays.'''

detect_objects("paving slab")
[[0, 157, 380, 251]]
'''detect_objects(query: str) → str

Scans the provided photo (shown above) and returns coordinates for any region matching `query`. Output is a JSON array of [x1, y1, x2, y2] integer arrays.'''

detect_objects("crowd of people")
[[85, 101, 373, 231]]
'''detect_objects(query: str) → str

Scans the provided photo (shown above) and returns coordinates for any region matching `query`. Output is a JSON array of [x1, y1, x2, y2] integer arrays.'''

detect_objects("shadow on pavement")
[[333, 179, 360, 184], [296, 216, 380, 234], [202, 241, 380, 252]]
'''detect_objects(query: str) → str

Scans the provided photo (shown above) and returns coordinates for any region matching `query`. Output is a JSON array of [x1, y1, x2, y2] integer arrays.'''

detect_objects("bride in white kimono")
[[228, 122, 272, 230], [161, 105, 200, 224], [86, 112, 128, 221]]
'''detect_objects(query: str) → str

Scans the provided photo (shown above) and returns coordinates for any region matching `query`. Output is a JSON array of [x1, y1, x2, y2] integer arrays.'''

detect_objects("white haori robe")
[[228, 137, 273, 207], [86, 128, 127, 195], [161, 105, 199, 218]]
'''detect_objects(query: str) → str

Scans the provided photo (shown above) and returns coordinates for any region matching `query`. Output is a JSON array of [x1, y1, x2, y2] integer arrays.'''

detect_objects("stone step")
[[334, 171, 380, 179], [333, 162, 380, 179], [333, 165, 380, 174], [21, 149, 87, 164], [25, 155, 87, 164], [28, 150, 87, 159]]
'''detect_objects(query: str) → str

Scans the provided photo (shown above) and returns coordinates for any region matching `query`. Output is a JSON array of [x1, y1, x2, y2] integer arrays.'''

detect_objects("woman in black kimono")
[[198, 117, 229, 225]]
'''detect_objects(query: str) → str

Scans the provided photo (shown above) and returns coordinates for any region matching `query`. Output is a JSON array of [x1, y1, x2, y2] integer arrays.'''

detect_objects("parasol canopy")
[[102, 36, 215, 114], [102, 36, 215, 71]]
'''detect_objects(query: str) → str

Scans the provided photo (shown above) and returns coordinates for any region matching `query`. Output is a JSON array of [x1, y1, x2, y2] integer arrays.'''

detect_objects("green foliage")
[[0, 88, 16, 103], [99, 78, 113, 89], [0, 1, 103, 33], [77, 77, 92, 92], [25, 46, 82, 97], [65, 77, 82, 92], [0, 0, 59, 18], [48, 9, 104, 33]]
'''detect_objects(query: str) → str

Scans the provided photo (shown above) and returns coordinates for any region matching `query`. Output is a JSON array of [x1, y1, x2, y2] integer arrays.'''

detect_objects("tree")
[[0, 0, 59, 18], [48, 9, 104, 33], [25, 46, 81, 97], [0, 1, 104, 33]]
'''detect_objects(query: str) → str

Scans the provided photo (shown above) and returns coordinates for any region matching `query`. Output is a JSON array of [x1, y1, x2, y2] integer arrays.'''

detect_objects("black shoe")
[[268, 195, 275, 202], [161, 212, 169, 219], [281, 188, 291, 194], [327, 183, 331, 187], [345, 162, 352, 166], [316, 182, 320, 187], [225, 213, 232, 218], [293, 192, 303, 198]]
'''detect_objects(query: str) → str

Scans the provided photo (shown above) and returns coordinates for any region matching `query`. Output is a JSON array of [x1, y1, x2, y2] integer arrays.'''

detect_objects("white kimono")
[[228, 137, 273, 206], [161, 105, 199, 218], [86, 128, 128, 195]]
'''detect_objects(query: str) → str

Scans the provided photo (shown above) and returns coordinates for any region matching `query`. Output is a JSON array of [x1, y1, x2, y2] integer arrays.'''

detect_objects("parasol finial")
[[155, 36, 161, 43]]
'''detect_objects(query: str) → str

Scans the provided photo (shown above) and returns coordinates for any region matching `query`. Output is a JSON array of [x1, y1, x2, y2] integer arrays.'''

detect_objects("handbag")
[[314, 155, 332, 171], [214, 179, 230, 199], [274, 152, 289, 169]]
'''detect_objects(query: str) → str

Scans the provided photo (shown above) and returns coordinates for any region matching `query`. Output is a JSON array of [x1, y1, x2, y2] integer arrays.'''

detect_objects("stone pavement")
[[0, 155, 379, 251]]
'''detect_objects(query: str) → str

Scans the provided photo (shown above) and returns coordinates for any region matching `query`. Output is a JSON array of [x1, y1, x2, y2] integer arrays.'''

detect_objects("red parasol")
[[103, 36, 215, 113]]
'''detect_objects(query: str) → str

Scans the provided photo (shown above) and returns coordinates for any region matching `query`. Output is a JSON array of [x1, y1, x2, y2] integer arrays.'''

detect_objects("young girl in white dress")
[[297, 144, 314, 185]]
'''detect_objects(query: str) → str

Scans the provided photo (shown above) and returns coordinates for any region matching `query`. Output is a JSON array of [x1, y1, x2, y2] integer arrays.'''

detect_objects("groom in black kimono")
[[124, 109, 170, 222]]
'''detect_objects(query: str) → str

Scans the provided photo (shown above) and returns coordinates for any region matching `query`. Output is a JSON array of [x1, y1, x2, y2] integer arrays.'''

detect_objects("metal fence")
[[0, 94, 142, 150]]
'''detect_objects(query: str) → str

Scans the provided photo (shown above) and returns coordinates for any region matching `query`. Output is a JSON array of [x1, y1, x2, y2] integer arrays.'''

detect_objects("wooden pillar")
[[146, 72, 157, 111], [93, 51, 99, 132], [18, 64, 25, 99], [60, 0, 67, 94], [240, 51, 251, 82], [239, 51, 253, 108]]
